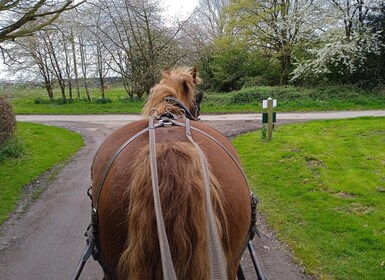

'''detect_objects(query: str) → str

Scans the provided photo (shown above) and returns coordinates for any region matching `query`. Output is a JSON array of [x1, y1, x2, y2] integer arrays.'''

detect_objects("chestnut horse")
[[90, 67, 253, 280]]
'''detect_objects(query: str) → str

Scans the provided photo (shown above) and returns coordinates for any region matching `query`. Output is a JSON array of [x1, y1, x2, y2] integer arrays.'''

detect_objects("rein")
[[72, 104, 260, 280]]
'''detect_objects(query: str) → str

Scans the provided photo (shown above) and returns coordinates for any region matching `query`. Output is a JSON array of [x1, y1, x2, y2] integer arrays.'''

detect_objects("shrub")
[[55, 98, 74, 105], [119, 97, 142, 103], [34, 97, 78, 105], [95, 97, 112, 104], [0, 97, 16, 146], [0, 136, 25, 163], [34, 97, 52, 104]]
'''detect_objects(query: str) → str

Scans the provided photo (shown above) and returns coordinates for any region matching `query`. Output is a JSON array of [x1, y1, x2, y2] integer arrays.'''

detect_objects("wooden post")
[[267, 98, 273, 141]]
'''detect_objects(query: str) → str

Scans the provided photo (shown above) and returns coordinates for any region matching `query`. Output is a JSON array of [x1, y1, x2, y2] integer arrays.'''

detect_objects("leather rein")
[[72, 100, 259, 280]]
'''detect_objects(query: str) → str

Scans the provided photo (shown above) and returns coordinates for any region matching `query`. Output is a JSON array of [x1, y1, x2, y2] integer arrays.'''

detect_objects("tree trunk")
[[100, 75, 105, 99], [279, 53, 290, 85], [71, 29, 80, 100], [84, 78, 91, 101]]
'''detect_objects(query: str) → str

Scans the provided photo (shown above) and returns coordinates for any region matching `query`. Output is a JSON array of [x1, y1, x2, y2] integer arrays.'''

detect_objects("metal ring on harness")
[[150, 108, 159, 118]]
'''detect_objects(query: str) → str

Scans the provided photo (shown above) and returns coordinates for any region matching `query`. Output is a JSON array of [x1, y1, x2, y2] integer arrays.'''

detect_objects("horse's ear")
[[191, 65, 198, 84], [163, 67, 171, 77]]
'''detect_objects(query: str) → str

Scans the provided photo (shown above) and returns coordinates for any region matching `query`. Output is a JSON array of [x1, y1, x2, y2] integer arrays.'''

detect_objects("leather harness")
[[72, 101, 260, 280]]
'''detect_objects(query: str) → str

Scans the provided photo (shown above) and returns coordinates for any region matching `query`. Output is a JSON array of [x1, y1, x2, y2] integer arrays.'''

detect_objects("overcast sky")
[[162, 0, 198, 19]]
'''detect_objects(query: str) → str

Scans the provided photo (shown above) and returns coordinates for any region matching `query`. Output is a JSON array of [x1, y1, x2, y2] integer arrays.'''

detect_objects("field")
[[1, 85, 385, 114], [233, 117, 385, 279]]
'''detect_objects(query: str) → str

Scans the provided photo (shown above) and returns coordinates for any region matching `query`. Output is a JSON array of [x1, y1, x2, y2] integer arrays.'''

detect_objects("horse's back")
[[91, 119, 251, 278]]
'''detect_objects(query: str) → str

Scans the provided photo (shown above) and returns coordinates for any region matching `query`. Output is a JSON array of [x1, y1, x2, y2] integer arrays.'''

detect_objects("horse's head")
[[142, 66, 203, 120]]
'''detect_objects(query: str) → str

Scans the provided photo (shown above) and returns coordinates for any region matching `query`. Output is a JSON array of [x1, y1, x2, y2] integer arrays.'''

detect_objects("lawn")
[[1, 85, 385, 114], [0, 122, 84, 224], [233, 117, 385, 279], [1, 87, 144, 114]]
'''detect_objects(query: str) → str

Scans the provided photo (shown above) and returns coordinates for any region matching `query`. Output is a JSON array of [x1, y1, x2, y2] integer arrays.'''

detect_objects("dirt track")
[[0, 116, 322, 279]]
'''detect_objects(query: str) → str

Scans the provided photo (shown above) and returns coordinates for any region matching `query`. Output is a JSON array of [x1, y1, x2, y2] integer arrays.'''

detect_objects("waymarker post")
[[262, 97, 277, 141]]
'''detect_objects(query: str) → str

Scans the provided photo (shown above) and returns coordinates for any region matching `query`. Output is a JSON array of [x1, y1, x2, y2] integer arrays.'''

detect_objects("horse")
[[90, 66, 254, 280]]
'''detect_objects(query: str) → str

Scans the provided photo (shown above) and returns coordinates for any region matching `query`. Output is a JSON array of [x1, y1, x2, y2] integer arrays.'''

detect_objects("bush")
[[34, 97, 77, 105], [209, 86, 304, 105], [95, 97, 112, 104], [0, 97, 16, 146], [0, 136, 25, 163], [119, 97, 142, 103]]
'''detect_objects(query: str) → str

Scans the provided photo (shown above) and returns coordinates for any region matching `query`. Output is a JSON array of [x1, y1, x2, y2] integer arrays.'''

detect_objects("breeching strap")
[[148, 115, 178, 280], [185, 117, 228, 280]]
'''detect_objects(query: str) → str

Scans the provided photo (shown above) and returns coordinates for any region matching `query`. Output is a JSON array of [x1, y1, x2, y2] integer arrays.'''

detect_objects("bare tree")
[[0, 0, 84, 42], [89, 0, 183, 99], [78, 32, 91, 101], [42, 30, 67, 101], [10, 33, 55, 99], [178, 0, 230, 73], [70, 27, 80, 99]]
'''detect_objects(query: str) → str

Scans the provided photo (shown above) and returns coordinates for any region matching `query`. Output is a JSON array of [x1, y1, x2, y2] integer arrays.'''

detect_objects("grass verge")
[[0, 122, 84, 224], [1, 85, 384, 114], [233, 117, 385, 279]]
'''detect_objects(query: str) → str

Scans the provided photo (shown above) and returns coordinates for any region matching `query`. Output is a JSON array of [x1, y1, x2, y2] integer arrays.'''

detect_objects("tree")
[[0, 0, 83, 42], [226, 0, 319, 85], [0, 0, 84, 63], [179, 0, 230, 88], [291, 0, 382, 85], [352, 2, 385, 88], [43, 29, 67, 101], [7, 33, 55, 99], [89, 0, 184, 99]]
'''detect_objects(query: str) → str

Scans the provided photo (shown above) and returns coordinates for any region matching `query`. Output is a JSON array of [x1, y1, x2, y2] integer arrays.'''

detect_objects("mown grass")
[[0, 87, 144, 114], [0, 122, 84, 224], [1, 85, 384, 114], [233, 117, 385, 279]]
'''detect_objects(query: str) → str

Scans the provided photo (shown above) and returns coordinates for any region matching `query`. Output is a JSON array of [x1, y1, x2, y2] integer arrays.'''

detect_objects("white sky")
[[162, 0, 199, 19]]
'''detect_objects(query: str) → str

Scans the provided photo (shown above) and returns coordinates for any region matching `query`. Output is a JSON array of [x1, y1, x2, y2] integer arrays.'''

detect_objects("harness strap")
[[149, 115, 177, 280], [172, 120, 249, 184], [74, 114, 259, 280], [95, 124, 161, 210], [185, 117, 228, 280]]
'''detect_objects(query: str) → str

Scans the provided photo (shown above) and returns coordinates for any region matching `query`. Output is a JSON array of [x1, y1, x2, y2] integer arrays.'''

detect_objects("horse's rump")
[[91, 119, 251, 279]]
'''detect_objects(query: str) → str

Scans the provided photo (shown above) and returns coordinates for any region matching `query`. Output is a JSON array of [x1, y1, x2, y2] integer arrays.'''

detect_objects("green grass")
[[1, 87, 144, 114], [0, 122, 84, 224], [233, 117, 385, 279], [1, 85, 384, 114]]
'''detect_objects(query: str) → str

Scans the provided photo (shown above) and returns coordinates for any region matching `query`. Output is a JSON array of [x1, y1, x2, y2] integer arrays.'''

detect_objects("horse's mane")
[[141, 66, 201, 118]]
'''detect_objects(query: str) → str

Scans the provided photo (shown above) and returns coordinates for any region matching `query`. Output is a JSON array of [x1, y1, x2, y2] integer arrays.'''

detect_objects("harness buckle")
[[250, 193, 261, 239]]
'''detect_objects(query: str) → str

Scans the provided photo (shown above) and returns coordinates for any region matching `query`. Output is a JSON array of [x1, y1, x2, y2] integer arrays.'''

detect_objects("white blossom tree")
[[291, 0, 382, 83], [225, 0, 322, 84]]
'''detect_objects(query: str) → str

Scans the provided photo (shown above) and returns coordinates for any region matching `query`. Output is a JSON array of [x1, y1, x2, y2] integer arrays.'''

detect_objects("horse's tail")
[[117, 142, 230, 280]]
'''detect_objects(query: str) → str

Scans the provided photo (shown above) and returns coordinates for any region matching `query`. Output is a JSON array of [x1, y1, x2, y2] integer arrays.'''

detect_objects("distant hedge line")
[[203, 85, 382, 105]]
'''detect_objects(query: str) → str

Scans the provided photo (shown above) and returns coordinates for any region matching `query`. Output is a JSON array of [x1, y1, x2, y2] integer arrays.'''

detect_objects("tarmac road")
[[1, 110, 384, 280], [15, 109, 385, 123]]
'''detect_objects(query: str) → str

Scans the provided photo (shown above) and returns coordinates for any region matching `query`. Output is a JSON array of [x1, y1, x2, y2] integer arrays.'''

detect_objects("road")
[[1, 111, 384, 280], [15, 110, 385, 123]]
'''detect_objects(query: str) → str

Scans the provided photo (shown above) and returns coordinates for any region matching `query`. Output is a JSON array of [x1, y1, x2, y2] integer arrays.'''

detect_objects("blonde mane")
[[141, 66, 202, 118]]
